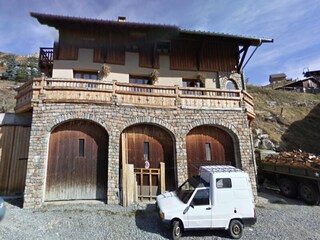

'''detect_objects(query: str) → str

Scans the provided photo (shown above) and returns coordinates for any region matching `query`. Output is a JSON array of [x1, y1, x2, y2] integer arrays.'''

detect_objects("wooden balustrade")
[[15, 78, 255, 118], [39, 48, 54, 66], [242, 91, 255, 119]]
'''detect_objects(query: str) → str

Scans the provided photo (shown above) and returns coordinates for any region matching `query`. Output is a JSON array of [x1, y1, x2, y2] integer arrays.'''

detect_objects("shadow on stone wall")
[[281, 103, 320, 154]]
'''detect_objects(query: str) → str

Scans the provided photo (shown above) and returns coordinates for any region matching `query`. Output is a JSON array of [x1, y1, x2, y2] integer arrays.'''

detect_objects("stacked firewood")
[[263, 150, 320, 169]]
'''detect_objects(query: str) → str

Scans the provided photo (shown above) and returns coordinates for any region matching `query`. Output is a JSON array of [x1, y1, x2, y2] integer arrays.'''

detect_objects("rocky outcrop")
[[253, 128, 276, 150]]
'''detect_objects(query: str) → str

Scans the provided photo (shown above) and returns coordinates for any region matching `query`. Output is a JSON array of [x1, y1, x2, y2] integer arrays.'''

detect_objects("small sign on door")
[[145, 160, 150, 169]]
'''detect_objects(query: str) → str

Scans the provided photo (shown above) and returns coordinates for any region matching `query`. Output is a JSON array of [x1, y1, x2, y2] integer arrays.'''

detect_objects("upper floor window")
[[226, 80, 238, 97], [74, 71, 98, 80], [129, 75, 151, 85], [183, 78, 203, 88], [182, 78, 203, 95], [226, 80, 237, 90], [129, 75, 152, 92]]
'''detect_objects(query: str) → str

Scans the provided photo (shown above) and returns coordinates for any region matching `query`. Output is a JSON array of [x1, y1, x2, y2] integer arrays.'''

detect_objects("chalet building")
[[269, 73, 287, 84], [304, 70, 320, 80], [13, 12, 272, 208], [269, 73, 293, 86], [275, 77, 320, 93]]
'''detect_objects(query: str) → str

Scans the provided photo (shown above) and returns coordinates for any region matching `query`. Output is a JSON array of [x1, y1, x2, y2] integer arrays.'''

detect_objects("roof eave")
[[30, 12, 273, 46], [180, 29, 273, 46]]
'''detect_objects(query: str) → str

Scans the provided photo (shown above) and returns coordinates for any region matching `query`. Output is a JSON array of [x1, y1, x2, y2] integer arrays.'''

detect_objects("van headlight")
[[161, 212, 165, 220]]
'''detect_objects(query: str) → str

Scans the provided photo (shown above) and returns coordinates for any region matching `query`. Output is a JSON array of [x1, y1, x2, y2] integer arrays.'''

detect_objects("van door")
[[187, 188, 212, 228], [212, 177, 234, 228]]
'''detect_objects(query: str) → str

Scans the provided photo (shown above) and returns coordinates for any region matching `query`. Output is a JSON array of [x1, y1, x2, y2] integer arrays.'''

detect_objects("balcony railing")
[[15, 78, 255, 119], [39, 48, 54, 77], [39, 48, 54, 66]]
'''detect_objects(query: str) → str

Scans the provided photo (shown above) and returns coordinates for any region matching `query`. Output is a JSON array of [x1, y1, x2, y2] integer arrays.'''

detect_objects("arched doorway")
[[186, 125, 235, 177], [121, 124, 175, 203], [46, 120, 108, 201]]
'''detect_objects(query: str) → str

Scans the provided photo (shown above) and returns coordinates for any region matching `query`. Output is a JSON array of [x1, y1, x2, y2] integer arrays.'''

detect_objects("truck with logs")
[[256, 150, 320, 205]]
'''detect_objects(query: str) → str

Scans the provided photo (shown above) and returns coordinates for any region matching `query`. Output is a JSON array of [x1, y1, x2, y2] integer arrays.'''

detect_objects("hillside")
[[0, 80, 18, 112], [0, 52, 40, 82], [248, 85, 320, 154]]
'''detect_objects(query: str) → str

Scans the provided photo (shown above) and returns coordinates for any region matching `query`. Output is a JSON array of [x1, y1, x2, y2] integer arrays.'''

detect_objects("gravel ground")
[[0, 189, 319, 240]]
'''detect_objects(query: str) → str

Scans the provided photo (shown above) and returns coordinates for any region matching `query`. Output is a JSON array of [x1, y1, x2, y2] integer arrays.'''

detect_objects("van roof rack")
[[199, 165, 243, 173]]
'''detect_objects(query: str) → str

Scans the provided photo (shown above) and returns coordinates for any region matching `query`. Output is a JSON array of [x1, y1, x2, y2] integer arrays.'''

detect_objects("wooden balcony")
[[15, 78, 255, 119], [39, 48, 54, 77]]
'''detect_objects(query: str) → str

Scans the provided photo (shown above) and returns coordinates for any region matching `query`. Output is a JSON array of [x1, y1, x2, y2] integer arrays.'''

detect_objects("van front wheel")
[[171, 220, 182, 240], [228, 219, 243, 239]]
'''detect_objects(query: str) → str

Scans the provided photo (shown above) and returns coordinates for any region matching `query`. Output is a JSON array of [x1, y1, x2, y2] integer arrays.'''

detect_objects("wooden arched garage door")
[[186, 125, 235, 177], [123, 124, 175, 192], [46, 120, 108, 201]]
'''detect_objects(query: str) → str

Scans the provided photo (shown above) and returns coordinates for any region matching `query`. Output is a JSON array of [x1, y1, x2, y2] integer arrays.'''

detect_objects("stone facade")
[[23, 101, 256, 208]]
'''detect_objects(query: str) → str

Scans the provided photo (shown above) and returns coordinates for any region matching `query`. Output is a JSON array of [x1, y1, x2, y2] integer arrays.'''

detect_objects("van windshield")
[[176, 178, 196, 204]]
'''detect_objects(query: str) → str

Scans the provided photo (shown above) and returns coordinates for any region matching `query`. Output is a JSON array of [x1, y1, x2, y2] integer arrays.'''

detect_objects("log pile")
[[263, 150, 320, 169]]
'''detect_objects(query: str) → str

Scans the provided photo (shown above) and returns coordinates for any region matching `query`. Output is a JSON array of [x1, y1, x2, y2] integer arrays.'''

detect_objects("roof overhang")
[[30, 12, 273, 72], [30, 12, 273, 46], [30, 12, 179, 32]]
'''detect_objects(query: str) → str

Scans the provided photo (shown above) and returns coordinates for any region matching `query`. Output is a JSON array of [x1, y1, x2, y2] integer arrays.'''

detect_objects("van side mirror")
[[183, 206, 189, 214], [183, 202, 194, 214]]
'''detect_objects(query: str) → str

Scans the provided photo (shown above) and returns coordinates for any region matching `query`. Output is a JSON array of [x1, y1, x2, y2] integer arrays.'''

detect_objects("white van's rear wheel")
[[171, 220, 182, 240], [228, 219, 243, 239]]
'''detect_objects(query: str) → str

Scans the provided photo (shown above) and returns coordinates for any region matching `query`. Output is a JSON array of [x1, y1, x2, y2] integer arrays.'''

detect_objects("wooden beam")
[[121, 133, 127, 206], [160, 162, 166, 193], [237, 45, 249, 72]]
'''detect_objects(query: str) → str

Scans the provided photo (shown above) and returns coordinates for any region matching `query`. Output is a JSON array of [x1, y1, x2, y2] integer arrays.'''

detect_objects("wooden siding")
[[170, 39, 238, 72], [106, 32, 125, 65], [139, 43, 159, 68], [170, 39, 198, 70], [0, 126, 30, 195], [46, 120, 108, 201], [200, 41, 238, 72], [54, 27, 240, 72], [125, 124, 175, 190], [186, 125, 235, 177]]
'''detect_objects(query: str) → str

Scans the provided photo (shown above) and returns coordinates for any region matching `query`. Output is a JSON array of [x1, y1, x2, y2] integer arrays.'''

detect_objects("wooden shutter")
[[106, 33, 125, 65], [139, 43, 159, 68]]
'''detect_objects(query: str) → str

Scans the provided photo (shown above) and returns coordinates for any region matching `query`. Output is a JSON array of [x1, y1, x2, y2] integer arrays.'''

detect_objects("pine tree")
[[1, 55, 18, 80], [15, 62, 29, 82]]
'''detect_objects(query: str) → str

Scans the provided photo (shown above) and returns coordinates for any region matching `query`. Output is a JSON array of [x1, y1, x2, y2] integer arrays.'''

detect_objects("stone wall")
[[23, 101, 256, 208]]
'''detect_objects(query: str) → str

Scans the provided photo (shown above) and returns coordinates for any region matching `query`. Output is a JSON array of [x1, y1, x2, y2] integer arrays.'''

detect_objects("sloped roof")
[[274, 77, 320, 89], [304, 70, 320, 77], [30, 12, 273, 46], [269, 73, 286, 79]]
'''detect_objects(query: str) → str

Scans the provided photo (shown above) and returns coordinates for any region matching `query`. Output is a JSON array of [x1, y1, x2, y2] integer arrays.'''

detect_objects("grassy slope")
[[248, 85, 320, 154]]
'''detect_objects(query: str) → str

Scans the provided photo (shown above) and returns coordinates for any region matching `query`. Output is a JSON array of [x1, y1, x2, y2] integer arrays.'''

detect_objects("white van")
[[156, 165, 256, 239]]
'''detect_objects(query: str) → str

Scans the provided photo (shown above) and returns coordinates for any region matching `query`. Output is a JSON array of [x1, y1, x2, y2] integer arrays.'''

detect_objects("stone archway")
[[45, 120, 109, 201], [120, 124, 176, 204]]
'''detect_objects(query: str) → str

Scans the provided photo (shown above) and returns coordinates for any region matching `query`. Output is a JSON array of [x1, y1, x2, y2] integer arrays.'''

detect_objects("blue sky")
[[1, 0, 319, 85]]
